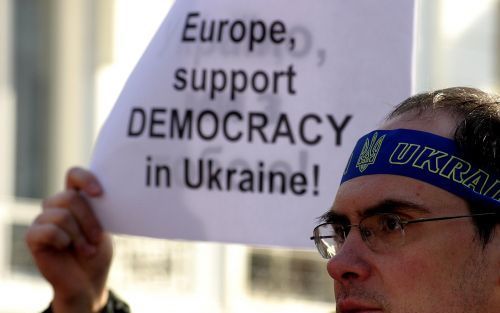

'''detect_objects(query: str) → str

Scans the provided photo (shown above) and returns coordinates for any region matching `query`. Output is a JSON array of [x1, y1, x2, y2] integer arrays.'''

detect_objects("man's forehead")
[[330, 174, 468, 219]]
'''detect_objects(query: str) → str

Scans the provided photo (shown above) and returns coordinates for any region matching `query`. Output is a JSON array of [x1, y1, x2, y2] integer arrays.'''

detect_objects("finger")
[[25, 223, 71, 252], [67, 194, 104, 244], [34, 209, 96, 256], [42, 190, 103, 244], [65, 167, 102, 196], [42, 190, 76, 210]]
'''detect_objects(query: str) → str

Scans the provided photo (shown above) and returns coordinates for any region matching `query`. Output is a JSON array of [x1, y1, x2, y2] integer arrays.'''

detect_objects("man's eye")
[[361, 228, 374, 238], [380, 215, 402, 232], [332, 224, 346, 237]]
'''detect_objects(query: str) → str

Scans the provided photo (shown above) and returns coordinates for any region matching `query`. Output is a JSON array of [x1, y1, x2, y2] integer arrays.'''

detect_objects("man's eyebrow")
[[317, 199, 430, 224], [317, 210, 348, 224], [361, 199, 430, 218]]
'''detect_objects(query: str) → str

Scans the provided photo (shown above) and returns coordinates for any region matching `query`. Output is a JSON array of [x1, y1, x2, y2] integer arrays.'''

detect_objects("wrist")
[[51, 289, 109, 313]]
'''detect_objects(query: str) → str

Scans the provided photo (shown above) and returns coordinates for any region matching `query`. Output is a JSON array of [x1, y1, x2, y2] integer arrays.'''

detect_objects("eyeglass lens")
[[314, 214, 406, 259]]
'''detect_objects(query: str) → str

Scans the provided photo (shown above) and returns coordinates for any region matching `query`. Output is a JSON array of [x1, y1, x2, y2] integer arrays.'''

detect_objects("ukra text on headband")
[[341, 129, 500, 209]]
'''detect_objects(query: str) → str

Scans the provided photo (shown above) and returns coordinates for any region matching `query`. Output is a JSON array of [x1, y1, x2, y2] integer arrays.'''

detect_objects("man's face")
[[328, 112, 500, 313]]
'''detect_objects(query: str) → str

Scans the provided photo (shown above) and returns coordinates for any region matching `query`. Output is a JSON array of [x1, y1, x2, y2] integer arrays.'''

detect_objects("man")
[[26, 87, 500, 313]]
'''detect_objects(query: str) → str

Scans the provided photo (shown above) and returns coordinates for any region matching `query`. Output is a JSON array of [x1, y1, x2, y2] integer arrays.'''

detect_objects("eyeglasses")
[[310, 212, 497, 259]]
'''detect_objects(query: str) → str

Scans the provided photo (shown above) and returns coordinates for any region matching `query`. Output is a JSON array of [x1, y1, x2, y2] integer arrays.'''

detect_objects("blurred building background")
[[0, 0, 499, 312]]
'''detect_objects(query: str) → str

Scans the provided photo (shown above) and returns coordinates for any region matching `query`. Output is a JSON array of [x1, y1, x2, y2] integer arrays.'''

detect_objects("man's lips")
[[337, 298, 383, 313]]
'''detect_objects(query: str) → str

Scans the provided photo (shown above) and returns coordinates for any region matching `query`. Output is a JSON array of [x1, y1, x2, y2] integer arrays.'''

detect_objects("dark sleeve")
[[42, 290, 131, 313]]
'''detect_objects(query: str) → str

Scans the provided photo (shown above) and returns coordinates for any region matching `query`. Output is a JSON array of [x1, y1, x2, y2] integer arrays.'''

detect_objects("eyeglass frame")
[[310, 212, 498, 259]]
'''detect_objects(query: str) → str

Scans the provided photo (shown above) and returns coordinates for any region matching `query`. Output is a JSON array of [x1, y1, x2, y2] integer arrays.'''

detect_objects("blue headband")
[[341, 129, 500, 209]]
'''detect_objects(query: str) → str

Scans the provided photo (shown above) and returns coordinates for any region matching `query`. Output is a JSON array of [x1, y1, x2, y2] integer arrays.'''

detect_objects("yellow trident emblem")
[[356, 132, 386, 172]]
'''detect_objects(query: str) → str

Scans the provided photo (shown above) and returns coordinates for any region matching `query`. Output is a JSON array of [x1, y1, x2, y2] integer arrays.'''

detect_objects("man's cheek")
[[381, 258, 431, 294]]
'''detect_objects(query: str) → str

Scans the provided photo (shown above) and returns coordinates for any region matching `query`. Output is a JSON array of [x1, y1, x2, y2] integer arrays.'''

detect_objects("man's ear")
[[494, 226, 500, 285]]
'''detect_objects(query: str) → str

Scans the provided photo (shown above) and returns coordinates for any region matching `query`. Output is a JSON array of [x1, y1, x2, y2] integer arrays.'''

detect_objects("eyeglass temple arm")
[[403, 212, 497, 226], [310, 235, 334, 240]]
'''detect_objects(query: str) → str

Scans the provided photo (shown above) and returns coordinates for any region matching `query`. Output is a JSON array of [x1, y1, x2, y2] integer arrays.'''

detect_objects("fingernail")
[[86, 182, 101, 195]]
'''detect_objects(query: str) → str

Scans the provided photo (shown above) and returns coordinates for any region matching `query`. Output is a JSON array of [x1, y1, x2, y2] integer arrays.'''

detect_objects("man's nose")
[[326, 227, 371, 285]]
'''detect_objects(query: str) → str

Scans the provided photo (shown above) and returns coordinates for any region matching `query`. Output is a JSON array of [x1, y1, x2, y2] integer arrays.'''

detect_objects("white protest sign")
[[90, 0, 415, 248]]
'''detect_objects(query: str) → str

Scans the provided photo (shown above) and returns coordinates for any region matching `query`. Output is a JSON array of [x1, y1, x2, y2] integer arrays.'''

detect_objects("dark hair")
[[387, 87, 500, 244]]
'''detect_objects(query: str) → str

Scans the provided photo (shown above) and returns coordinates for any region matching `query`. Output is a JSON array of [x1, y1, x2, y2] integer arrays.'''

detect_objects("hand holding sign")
[[25, 168, 112, 312]]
